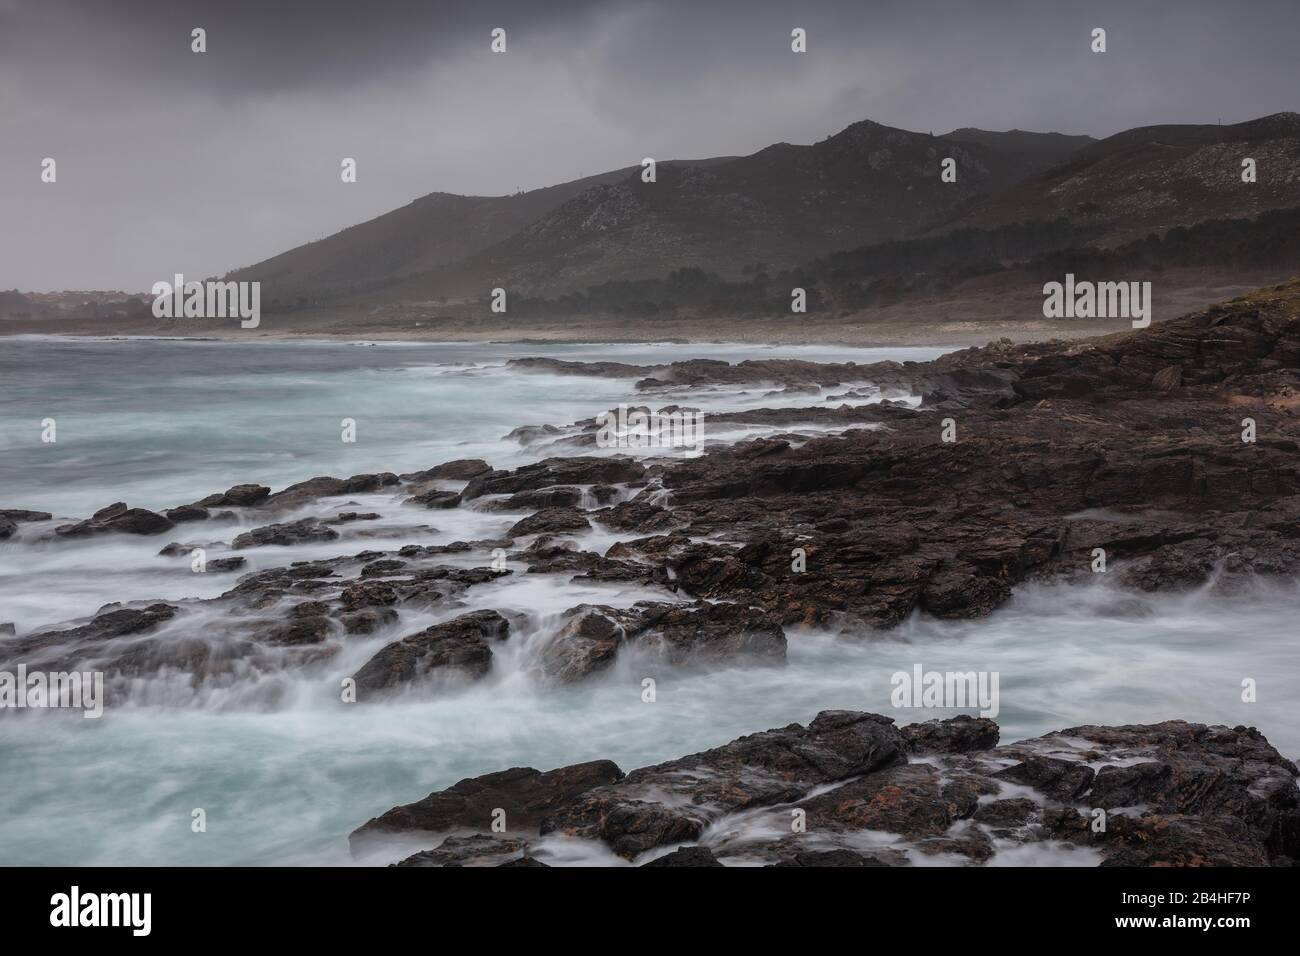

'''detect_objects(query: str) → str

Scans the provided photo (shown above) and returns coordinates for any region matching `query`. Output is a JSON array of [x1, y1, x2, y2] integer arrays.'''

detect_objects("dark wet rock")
[[339, 713, 1290, 868], [405, 489, 461, 509], [519, 283, 1300, 630], [103, 635, 257, 681], [642, 846, 724, 867], [207, 556, 246, 573], [770, 849, 898, 867], [395, 539, 510, 559], [903, 716, 1001, 754], [222, 561, 343, 604], [605, 531, 693, 563], [504, 423, 564, 445], [7, 603, 180, 659], [520, 544, 667, 587], [507, 507, 592, 537], [394, 835, 530, 867], [486, 486, 585, 512], [338, 606, 399, 635], [360, 559, 407, 578], [1, 509, 51, 537], [0, 508, 52, 523], [531, 598, 786, 682], [498, 855, 550, 867], [0, 622, 15, 636], [462, 457, 645, 501], [327, 511, 381, 524], [261, 473, 399, 508], [540, 606, 627, 682], [540, 711, 906, 859], [193, 484, 271, 508], [351, 523, 439, 539], [232, 518, 340, 549], [1100, 815, 1270, 867], [401, 459, 492, 482], [793, 763, 992, 840], [163, 504, 210, 523], [55, 502, 174, 538], [259, 612, 335, 646], [592, 500, 680, 533], [973, 798, 1040, 828], [352, 759, 624, 843], [351, 609, 511, 692], [508, 357, 649, 379], [628, 600, 787, 666], [339, 579, 399, 609], [590, 485, 619, 504], [992, 755, 1096, 801], [915, 828, 997, 863], [389, 566, 511, 608]]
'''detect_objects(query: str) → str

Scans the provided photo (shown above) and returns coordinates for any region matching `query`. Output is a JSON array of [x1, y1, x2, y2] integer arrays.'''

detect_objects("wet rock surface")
[[232, 518, 341, 549], [351, 609, 512, 693], [353, 713, 1299, 867], [54, 502, 174, 538], [352, 759, 624, 844]]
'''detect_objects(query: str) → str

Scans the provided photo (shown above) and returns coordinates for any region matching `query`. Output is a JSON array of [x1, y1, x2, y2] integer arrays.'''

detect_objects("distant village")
[[0, 289, 149, 321]]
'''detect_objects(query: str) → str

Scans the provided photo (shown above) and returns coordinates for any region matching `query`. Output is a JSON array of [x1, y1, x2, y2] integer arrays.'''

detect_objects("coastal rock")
[[55, 502, 174, 538], [628, 600, 787, 666], [6, 603, 180, 660], [232, 518, 340, 549], [901, 715, 1001, 754], [461, 457, 645, 501], [642, 847, 724, 867], [193, 484, 271, 508], [0, 508, 53, 522], [540, 606, 628, 682], [351, 609, 511, 692], [262, 472, 400, 508], [539, 711, 907, 858], [487, 486, 585, 511], [394, 835, 531, 867], [0, 509, 51, 539], [351, 759, 624, 843], [400, 459, 492, 482], [507, 507, 592, 537], [344, 712, 1296, 867], [405, 489, 461, 509]]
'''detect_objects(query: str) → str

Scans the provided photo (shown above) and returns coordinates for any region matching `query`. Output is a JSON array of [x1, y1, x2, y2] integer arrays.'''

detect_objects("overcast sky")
[[3, 0, 1297, 292]]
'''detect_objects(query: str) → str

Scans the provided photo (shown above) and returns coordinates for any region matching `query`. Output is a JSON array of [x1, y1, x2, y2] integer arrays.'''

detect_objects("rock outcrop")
[[353, 713, 1300, 867]]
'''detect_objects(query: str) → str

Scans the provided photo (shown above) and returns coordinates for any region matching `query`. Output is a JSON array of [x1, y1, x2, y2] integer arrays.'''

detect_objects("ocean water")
[[0, 336, 1295, 867]]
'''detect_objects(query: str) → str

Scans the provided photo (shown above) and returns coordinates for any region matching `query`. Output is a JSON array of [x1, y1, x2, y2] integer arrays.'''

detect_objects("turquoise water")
[[0, 337, 1295, 866]]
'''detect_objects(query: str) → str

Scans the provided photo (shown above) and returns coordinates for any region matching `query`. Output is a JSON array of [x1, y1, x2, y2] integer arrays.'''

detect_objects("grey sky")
[[2, 0, 1297, 291]]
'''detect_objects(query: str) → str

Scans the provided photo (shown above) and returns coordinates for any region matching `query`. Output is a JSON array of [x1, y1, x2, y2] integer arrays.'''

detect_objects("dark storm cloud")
[[3, 0, 1298, 290]]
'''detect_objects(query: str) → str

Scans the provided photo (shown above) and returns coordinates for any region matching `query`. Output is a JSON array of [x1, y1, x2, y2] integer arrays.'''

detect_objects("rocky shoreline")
[[3, 279, 1300, 865], [350, 712, 1300, 867]]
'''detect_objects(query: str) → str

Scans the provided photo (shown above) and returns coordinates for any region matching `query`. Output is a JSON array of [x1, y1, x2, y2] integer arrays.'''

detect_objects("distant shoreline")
[[3, 272, 1272, 349]]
